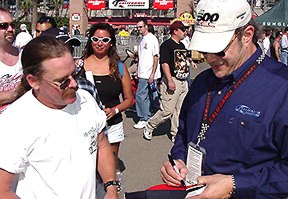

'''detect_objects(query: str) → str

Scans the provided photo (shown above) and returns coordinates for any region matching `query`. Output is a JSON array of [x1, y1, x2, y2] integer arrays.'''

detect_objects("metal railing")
[[73, 34, 170, 59]]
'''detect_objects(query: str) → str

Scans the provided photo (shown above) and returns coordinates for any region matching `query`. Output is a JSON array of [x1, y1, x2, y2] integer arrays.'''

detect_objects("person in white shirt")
[[0, 7, 22, 114], [0, 36, 119, 199], [262, 29, 271, 56], [280, 27, 288, 65], [14, 24, 32, 49], [133, 18, 160, 129]]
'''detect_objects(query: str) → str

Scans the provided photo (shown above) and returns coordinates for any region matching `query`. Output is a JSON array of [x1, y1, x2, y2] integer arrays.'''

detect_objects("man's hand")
[[191, 60, 198, 69], [188, 174, 233, 199], [167, 79, 176, 91], [160, 159, 188, 187], [148, 74, 154, 83], [104, 186, 119, 199]]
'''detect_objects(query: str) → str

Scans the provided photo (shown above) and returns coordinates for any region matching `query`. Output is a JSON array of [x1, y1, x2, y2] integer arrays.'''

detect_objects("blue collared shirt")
[[172, 48, 288, 198]]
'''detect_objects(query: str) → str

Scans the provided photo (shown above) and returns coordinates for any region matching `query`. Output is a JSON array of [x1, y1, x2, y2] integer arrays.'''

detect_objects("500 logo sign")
[[196, 10, 220, 27], [197, 10, 219, 23]]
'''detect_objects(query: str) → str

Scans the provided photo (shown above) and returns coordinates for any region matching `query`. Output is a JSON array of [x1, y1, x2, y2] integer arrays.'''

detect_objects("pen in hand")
[[168, 154, 186, 188]]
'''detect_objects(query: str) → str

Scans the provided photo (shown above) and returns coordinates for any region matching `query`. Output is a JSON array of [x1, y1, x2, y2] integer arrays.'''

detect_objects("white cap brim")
[[188, 30, 235, 53]]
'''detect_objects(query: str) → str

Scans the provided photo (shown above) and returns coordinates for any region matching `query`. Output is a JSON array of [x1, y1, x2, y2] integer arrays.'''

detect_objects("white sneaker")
[[143, 126, 152, 141], [133, 120, 147, 129]]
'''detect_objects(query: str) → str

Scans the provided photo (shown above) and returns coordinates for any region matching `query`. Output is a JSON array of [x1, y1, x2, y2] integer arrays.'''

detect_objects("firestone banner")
[[109, 0, 149, 9], [153, 0, 173, 10], [87, 0, 105, 10]]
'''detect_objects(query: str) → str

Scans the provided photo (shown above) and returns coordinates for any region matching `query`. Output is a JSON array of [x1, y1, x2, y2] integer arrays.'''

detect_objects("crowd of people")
[[1, 0, 288, 197]]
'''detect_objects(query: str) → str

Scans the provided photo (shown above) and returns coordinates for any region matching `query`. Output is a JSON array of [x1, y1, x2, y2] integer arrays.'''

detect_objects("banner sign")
[[171, 12, 196, 26], [109, 0, 149, 9], [87, 0, 105, 10], [153, 0, 173, 10]]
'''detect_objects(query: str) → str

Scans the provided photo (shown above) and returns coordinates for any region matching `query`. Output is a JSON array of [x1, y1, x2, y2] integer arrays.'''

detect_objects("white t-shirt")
[[14, 31, 32, 48], [263, 37, 271, 56], [138, 33, 160, 79], [0, 89, 106, 199], [281, 34, 288, 49], [0, 49, 22, 113]]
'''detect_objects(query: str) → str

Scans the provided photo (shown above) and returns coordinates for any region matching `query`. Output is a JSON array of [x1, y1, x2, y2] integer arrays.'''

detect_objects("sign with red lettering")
[[87, 0, 105, 10], [71, 13, 80, 21], [109, 0, 149, 9], [153, 0, 174, 10]]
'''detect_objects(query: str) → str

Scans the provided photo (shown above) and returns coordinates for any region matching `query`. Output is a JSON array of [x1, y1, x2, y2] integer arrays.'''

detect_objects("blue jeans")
[[280, 51, 287, 65], [135, 78, 151, 121]]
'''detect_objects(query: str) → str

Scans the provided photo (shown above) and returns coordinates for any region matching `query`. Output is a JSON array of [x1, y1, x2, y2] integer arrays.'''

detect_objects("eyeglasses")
[[0, 21, 16, 30], [200, 31, 240, 57], [91, 36, 111, 44], [137, 26, 144, 29], [42, 67, 83, 90]]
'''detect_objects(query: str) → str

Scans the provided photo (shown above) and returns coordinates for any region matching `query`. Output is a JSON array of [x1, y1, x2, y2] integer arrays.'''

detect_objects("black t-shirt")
[[160, 38, 189, 80], [93, 74, 123, 126]]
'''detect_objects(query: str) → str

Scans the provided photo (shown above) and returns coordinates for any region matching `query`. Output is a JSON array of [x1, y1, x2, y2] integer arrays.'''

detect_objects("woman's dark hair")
[[82, 23, 120, 79], [18, 35, 70, 97]]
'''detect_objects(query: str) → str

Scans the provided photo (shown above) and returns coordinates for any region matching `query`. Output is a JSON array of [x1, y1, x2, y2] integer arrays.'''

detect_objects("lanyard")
[[196, 52, 265, 146]]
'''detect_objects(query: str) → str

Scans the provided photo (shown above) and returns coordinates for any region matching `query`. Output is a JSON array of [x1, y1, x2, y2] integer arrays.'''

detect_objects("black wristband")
[[104, 180, 121, 193]]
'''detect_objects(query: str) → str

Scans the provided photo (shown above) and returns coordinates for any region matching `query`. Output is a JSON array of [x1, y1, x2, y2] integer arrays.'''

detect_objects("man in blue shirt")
[[160, 0, 288, 198]]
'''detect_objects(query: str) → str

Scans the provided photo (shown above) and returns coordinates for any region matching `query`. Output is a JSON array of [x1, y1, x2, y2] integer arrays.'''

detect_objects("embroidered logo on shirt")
[[235, 105, 260, 117]]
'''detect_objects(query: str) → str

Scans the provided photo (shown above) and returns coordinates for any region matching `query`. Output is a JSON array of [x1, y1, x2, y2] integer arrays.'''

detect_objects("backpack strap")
[[117, 61, 124, 78]]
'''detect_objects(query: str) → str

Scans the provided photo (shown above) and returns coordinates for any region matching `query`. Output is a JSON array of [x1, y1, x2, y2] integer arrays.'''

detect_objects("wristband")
[[104, 180, 121, 193], [229, 175, 236, 198], [113, 107, 119, 114]]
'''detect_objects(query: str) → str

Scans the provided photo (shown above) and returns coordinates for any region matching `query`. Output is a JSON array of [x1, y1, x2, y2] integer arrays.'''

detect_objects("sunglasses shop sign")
[[109, 0, 149, 9]]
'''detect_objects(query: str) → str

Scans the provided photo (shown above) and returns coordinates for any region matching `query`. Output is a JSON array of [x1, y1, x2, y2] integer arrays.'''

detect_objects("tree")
[[31, 0, 37, 33], [17, 0, 32, 21], [51, 0, 64, 17]]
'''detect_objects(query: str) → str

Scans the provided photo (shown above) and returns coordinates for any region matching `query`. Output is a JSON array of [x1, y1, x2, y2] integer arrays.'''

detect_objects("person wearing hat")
[[143, 20, 189, 142], [161, 0, 288, 198], [40, 27, 81, 56], [14, 24, 32, 49]]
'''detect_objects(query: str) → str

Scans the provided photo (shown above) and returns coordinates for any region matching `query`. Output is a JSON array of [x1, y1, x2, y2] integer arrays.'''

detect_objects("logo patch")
[[235, 105, 260, 117]]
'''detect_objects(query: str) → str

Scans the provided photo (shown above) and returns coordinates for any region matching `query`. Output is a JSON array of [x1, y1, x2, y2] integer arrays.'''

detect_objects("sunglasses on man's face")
[[43, 67, 83, 90], [0, 21, 16, 30], [91, 36, 111, 44], [179, 26, 187, 32]]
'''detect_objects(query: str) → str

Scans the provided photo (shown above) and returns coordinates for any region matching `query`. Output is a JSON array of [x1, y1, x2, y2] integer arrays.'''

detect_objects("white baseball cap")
[[20, 24, 27, 31], [189, 0, 251, 53]]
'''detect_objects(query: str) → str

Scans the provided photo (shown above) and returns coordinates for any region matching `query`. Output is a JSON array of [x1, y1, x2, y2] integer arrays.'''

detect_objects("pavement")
[[117, 45, 210, 194]]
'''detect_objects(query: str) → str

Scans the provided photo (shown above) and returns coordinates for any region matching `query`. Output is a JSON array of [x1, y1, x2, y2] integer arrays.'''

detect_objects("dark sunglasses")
[[0, 21, 16, 30], [91, 36, 111, 44], [137, 26, 144, 29], [43, 67, 83, 90], [179, 26, 187, 32]]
